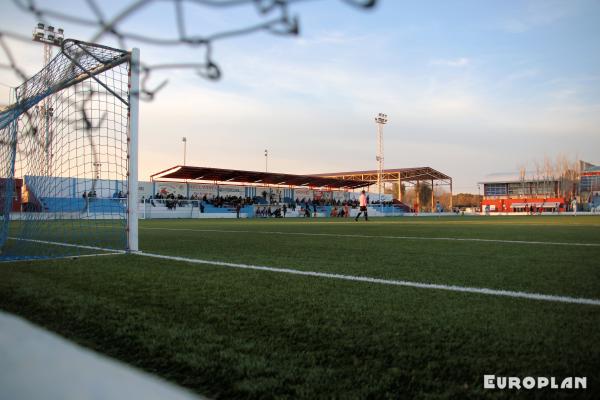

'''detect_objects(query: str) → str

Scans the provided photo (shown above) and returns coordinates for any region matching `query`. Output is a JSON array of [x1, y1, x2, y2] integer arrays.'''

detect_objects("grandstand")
[[11, 165, 453, 220], [20, 176, 127, 215], [145, 165, 422, 218], [314, 167, 453, 211]]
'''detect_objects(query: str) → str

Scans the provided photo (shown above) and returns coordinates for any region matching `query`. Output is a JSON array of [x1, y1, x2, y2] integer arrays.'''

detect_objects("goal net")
[[0, 39, 139, 260]]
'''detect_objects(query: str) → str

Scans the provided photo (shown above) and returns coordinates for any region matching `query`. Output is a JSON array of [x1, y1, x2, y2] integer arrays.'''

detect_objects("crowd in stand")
[[146, 192, 261, 210], [255, 206, 286, 218], [294, 197, 395, 208], [141, 192, 400, 216]]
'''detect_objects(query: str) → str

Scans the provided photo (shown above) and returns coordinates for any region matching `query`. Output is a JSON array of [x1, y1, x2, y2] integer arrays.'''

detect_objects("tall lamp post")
[[182, 137, 187, 165], [375, 113, 388, 213], [32, 23, 64, 173], [264, 149, 268, 172]]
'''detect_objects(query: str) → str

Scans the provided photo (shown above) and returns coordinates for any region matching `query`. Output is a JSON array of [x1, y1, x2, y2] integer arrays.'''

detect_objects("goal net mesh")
[[0, 39, 133, 259]]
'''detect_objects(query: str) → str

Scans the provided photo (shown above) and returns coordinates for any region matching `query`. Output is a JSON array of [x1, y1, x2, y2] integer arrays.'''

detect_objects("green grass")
[[1, 216, 599, 399], [3, 218, 125, 257]]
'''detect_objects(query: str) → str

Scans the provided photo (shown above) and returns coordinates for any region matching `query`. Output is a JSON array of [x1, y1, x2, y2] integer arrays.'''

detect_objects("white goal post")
[[0, 40, 140, 259], [128, 48, 140, 252]]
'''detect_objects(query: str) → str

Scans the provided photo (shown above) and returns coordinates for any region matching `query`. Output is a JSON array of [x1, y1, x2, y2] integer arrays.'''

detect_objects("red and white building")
[[479, 178, 565, 213]]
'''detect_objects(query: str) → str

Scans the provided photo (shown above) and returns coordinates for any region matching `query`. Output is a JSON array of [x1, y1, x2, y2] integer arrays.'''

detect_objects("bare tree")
[[533, 159, 542, 196], [517, 163, 526, 198], [517, 153, 584, 201], [543, 155, 554, 197]]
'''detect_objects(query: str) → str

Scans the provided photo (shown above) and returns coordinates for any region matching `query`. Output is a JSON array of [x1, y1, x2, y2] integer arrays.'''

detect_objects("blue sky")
[[1, 0, 599, 193]]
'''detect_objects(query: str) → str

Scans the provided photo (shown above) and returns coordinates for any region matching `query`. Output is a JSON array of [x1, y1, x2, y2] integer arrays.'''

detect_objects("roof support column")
[[416, 180, 420, 212], [398, 176, 402, 202], [431, 179, 435, 212], [450, 179, 453, 210]]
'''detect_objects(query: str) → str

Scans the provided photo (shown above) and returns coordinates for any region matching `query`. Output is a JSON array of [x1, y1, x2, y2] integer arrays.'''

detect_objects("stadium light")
[[374, 112, 388, 213], [182, 137, 187, 165], [93, 162, 102, 179], [375, 113, 388, 124], [32, 23, 64, 46], [32, 23, 65, 175]]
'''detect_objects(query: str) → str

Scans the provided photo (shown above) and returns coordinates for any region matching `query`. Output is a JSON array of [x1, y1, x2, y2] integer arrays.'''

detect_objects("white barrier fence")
[[139, 200, 412, 219], [139, 199, 241, 219]]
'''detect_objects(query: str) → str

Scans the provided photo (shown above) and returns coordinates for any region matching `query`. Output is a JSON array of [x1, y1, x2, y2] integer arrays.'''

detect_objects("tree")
[[417, 184, 432, 210], [452, 193, 482, 208]]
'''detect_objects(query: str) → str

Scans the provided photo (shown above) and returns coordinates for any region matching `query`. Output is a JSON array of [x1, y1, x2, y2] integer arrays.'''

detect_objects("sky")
[[1, 0, 599, 193]]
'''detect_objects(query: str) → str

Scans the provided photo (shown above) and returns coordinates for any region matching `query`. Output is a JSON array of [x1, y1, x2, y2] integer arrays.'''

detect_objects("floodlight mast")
[[264, 149, 268, 172], [375, 113, 388, 212], [32, 23, 64, 174]]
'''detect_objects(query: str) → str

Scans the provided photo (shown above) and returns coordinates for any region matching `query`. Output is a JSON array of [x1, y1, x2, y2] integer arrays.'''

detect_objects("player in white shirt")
[[355, 190, 368, 221]]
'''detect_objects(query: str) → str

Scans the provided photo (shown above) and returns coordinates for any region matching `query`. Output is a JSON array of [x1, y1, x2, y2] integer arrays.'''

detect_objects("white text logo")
[[483, 375, 587, 390]]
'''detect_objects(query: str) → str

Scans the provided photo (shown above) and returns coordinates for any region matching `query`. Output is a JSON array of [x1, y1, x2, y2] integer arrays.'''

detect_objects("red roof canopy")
[[151, 166, 369, 190]]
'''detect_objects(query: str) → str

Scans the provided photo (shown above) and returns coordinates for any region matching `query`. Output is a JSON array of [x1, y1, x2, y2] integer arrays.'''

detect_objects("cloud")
[[430, 58, 470, 68], [501, 68, 540, 83], [295, 30, 372, 47]]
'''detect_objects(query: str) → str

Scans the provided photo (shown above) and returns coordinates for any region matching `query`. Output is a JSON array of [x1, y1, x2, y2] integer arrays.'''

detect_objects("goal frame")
[[128, 47, 139, 252], [0, 40, 140, 258]]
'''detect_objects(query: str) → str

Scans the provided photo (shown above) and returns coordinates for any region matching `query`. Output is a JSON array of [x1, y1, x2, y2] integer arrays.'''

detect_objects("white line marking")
[[5, 237, 599, 306], [0, 252, 118, 263], [138, 227, 600, 247], [6, 237, 125, 254], [138, 251, 600, 306]]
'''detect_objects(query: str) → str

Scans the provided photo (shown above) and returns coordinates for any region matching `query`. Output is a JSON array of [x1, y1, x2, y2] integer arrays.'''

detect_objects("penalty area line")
[[137, 251, 600, 307]]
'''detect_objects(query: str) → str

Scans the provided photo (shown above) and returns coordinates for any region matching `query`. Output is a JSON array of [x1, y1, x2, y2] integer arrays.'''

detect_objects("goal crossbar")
[[0, 40, 131, 131]]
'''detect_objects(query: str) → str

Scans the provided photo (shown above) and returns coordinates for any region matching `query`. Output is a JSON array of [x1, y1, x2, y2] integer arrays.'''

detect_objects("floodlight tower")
[[32, 23, 64, 172], [375, 112, 388, 210], [264, 149, 268, 172], [182, 137, 187, 165]]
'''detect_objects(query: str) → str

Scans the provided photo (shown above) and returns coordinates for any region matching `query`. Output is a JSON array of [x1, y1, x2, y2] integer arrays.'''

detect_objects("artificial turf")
[[1, 216, 599, 399]]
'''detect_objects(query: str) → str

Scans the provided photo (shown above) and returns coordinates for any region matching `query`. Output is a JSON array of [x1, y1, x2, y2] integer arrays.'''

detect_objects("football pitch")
[[1, 215, 599, 398]]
